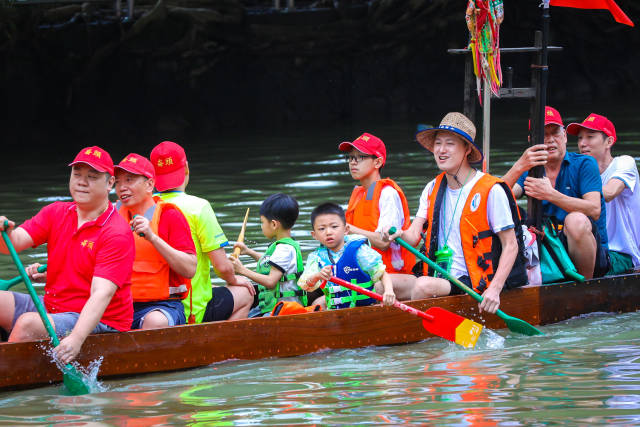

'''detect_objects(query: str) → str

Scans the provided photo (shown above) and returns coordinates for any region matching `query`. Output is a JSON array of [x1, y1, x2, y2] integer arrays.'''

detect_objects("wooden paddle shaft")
[[232, 208, 250, 258], [328, 276, 434, 322]]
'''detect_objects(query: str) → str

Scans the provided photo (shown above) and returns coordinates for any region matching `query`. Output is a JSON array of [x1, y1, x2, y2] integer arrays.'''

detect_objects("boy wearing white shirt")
[[339, 133, 417, 300], [570, 113, 640, 273]]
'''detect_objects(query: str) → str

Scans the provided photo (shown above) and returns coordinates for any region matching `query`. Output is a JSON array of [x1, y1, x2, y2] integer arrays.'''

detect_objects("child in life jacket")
[[298, 202, 396, 310], [339, 132, 416, 300], [230, 193, 307, 317]]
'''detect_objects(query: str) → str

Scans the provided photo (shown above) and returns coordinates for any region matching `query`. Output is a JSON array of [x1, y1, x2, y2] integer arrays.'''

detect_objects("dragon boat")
[[1, 272, 639, 391]]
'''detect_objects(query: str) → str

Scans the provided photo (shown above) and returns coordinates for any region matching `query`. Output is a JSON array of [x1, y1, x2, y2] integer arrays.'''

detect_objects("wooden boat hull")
[[1, 273, 639, 391]]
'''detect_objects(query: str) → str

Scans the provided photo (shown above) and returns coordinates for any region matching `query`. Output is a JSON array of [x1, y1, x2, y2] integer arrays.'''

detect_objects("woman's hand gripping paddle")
[[0, 264, 47, 291], [1, 221, 90, 395], [326, 276, 483, 348], [232, 208, 250, 259], [389, 227, 543, 336]]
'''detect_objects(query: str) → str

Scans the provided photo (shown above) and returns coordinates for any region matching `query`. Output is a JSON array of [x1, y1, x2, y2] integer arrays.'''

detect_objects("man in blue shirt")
[[503, 106, 609, 279]]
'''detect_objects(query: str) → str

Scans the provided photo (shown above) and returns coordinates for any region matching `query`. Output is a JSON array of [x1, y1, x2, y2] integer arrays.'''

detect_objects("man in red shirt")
[[114, 153, 197, 329], [0, 146, 135, 364]]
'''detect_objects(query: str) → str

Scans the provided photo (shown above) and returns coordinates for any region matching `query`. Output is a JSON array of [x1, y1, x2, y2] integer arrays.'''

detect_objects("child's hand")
[[382, 288, 396, 307], [318, 265, 332, 281], [233, 241, 248, 255], [229, 255, 244, 273]]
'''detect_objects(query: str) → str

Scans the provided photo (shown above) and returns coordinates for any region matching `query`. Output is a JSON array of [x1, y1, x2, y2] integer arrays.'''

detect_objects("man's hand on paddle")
[[54, 333, 83, 364], [380, 227, 403, 243], [25, 263, 47, 283], [479, 285, 501, 314], [0, 216, 15, 232]]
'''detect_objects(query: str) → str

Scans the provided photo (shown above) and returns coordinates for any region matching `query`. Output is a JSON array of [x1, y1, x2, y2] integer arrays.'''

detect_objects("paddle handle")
[[1, 222, 60, 347], [0, 264, 47, 291], [327, 276, 434, 322], [389, 226, 510, 318], [232, 208, 250, 258]]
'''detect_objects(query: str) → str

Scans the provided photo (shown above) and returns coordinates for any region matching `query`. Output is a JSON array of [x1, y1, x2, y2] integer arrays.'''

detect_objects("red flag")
[[550, 0, 634, 27]]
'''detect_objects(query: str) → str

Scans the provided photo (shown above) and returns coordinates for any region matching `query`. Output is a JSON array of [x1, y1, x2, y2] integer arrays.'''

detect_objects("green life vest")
[[255, 237, 306, 314]]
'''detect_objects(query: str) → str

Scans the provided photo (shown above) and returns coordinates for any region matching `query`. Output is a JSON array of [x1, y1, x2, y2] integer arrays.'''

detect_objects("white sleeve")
[[487, 184, 515, 233], [416, 180, 436, 219], [376, 186, 405, 232], [268, 244, 297, 276], [611, 155, 639, 192]]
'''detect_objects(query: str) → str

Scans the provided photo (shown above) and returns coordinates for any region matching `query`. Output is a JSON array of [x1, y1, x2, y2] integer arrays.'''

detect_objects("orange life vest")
[[345, 178, 415, 274], [423, 172, 527, 293], [118, 197, 191, 303]]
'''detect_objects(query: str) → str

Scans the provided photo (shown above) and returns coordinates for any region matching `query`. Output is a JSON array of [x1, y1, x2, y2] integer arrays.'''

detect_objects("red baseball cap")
[[338, 133, 387, 165], [545, 106, 564, 127], [150, 141, 187, 192], [114, 153, 155, 179], [566, 113, 617, 143], [68, 146, 114, 176]]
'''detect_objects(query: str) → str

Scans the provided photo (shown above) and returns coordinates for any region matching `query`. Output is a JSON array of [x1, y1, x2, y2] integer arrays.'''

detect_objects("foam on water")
[[44, 345, 107, 394]]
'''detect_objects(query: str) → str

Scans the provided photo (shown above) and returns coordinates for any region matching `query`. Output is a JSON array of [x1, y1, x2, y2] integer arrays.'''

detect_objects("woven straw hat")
[[415, 112, 483, 163]]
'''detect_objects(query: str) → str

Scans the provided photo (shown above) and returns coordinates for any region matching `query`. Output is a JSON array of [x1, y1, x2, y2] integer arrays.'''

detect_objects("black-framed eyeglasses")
[[345, 154, 376, 164]]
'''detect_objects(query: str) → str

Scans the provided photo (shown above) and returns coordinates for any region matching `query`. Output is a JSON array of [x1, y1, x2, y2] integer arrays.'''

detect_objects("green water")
[[1, 110, 640, 424]]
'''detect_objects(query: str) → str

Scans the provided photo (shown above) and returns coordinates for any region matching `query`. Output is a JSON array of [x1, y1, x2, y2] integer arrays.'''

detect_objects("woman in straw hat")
[[384, 112, 526, 314]]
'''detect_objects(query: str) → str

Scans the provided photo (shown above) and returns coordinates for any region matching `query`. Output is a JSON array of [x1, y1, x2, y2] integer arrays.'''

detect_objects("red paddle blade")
[[422, 307, 483, 349]]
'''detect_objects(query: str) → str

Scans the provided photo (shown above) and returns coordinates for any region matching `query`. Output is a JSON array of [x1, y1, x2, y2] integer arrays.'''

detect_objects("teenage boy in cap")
[[114, 153, 197, 329], [385, 112, 526, 313], [568, 113, 640, 274], [339, 133, 416, 300], [150, 141, 254, 323], [502, 106, 609, 279], [0, 146, 135, 363]]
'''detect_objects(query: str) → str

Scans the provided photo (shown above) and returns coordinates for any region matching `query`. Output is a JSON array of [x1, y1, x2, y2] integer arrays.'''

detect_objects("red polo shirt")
[[21, 202, 135, 331]]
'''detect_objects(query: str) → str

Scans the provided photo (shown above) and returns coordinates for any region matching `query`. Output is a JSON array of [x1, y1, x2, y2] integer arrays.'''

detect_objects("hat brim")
[[415, 127, 483, 164], [338, 141, 386, 165], [114, 164, 154, 180], [155, 166, 186, 192], [68, 160, 114, 176], [566, 122, 616, 143]]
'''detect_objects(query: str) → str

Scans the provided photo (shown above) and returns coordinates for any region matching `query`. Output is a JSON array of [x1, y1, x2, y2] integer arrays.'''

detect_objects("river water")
[[1, 107, 640, 424]]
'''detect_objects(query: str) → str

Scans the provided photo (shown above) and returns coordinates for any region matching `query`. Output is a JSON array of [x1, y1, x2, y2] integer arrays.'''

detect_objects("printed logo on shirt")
[[81, 240, 94, 250], [470, 193, 482, 212], [343, 266, 360, 274]]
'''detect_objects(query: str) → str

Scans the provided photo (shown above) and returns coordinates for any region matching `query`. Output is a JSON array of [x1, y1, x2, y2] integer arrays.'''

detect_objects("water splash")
[[44, 345, 107, 394], [473, 328, 506, 350]]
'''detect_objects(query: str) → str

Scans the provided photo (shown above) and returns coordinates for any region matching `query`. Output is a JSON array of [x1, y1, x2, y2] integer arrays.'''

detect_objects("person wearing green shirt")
[[150, 141, 254, 323]]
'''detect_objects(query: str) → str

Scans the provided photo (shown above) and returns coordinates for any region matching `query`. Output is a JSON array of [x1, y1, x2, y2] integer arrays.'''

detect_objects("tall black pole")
[[527, 0, 550, 230]]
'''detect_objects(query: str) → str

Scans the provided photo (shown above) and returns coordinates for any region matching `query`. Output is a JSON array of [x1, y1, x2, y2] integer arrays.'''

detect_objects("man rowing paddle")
[[0, 146, 135, 363], [502, 107, 610, 279], [114, 153, 197, 329], [569, 113, 640, 274], [385, 112, 527, 313], [150, 141, 254, 322]]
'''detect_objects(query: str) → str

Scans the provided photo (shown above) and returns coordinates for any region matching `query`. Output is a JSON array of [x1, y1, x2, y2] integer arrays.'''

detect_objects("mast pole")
[[528, 0, 550, 229]]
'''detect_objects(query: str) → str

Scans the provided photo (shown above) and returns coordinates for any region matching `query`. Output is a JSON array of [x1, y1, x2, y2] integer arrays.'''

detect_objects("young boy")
[[339, 133, 416, 300], [298, 203, 396, 310], [230, 193, 307, 317]]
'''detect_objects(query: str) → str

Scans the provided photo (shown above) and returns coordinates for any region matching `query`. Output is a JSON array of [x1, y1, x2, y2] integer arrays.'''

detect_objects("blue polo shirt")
[[517, 151, 608, 247]]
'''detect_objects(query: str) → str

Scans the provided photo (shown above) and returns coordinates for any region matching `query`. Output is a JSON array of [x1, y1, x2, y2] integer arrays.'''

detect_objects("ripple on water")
[[285, 180, 339, 188]]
